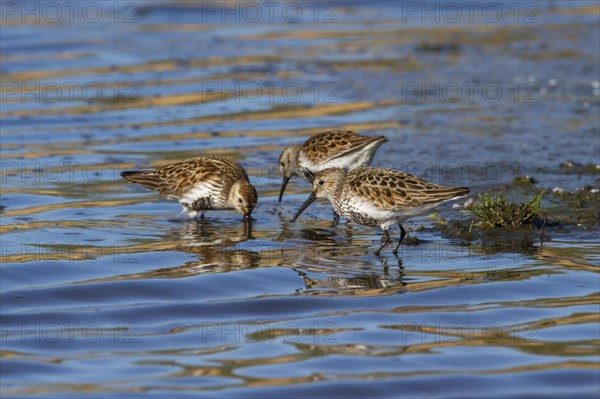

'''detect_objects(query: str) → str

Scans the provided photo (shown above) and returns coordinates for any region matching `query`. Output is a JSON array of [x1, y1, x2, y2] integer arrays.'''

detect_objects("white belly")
[[181, 183, 215, 204], [178, 182, 226, 218], [336, 197, 444, 230]]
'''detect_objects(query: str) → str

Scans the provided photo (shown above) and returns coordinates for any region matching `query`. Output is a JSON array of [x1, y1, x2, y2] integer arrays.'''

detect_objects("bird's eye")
[[238, 198, 243, 203], [318, 180, 324, 185], [280, 162, 285, 167]]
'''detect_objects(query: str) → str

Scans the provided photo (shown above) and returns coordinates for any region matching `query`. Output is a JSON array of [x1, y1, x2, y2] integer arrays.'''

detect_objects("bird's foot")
[[332, 212, 340, 227]]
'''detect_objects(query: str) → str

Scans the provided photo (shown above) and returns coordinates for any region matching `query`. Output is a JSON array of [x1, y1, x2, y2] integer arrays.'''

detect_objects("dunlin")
[[122, 156, 257, 220], [278, 130, 387, 202], [292, 167, 469, 255]]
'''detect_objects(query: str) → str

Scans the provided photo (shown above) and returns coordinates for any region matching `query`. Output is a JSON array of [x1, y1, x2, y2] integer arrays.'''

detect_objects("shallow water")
[[1, 1, 599, 397]]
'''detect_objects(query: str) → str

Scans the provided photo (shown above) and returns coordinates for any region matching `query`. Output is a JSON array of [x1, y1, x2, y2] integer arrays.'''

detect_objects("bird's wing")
[[347, 167, 469, 209], [303, 130, 387, 164], [122, 156, 247, 197]]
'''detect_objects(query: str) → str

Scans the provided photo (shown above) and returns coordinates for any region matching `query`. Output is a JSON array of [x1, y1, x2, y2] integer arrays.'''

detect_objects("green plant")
[[466, 192, 543, 229]]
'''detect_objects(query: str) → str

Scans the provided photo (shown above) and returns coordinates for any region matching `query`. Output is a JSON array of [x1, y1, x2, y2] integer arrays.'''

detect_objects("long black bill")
[[278, 176, 290, 202], [291, 191, 317, 222], [243, 214, 253, 236]]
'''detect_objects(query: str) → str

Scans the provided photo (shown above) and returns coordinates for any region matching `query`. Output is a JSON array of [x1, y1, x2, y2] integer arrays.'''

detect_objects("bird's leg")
[[380, 257, 389, 275], [332, 211, 340, 227], [374, 229, 392, 256], [392, 224, 407, 255]]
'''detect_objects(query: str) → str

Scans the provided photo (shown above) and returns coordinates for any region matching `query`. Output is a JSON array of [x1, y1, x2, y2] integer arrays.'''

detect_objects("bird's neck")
[[327, 179, 345, 211], [289, 145, 302, 175], [226, 181, 241, 206]]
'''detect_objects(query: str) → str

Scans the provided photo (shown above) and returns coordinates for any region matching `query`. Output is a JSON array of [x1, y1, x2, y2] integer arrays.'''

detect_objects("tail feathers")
[[367, 135, 388, 146], [121, 170, 162, 191], [422, 187, 470, 204], [449, 187, 470, 198]]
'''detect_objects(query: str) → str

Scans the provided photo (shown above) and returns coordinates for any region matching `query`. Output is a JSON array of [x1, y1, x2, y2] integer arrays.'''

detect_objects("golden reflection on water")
[[1, 2, 599, 397]]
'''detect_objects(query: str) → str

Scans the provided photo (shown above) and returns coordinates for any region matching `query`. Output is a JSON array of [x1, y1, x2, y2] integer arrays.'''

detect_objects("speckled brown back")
[[121, 156, 249, 197], [302, 130, 387, 163], [345, 167, 469, 208]]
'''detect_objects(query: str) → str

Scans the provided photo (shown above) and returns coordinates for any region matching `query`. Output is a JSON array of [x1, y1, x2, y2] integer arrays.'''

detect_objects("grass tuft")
[[466, 192, 543, 229]]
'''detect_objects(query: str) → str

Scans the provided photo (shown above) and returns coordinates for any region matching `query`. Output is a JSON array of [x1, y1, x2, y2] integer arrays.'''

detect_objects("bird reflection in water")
[[78, 219, 260, 285], [165, 218, 260, 276], [279, 212, 414, 261], [292, 256, 405, 294], [275, 211, 338, 244]]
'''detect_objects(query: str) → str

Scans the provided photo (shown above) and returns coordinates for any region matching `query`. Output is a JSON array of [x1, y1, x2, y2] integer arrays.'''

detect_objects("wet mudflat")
[[1, 1, 599, 397]]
